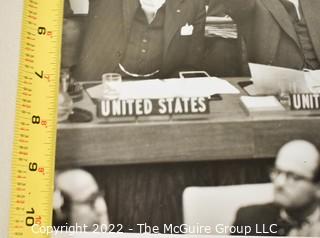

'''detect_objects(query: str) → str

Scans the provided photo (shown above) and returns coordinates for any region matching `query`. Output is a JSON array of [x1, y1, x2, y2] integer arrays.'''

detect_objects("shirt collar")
[[287, 0, 301, 20], [139, 0, 166, 14]]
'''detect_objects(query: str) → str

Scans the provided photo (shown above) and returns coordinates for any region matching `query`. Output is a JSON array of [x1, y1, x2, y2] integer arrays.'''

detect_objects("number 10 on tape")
[[9, 0, 63, 237]]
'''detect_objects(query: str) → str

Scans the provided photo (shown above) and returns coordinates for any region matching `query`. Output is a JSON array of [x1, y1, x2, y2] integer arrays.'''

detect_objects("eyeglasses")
[[72, 191, 105, 208], [269, 168, 312, 183]]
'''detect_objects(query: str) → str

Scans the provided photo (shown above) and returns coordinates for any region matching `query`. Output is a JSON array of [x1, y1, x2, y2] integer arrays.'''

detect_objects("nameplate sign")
[[290, 94, 320, 111], [97, 97, 210, 118]]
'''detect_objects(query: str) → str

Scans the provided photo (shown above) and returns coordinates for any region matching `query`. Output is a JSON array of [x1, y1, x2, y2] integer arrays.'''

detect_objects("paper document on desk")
[[305, 70, 320, 92], [86, 77, 239, 100], [86, 79, 176, 99], [164, 77, 239, 97], [249, 63, 320, 95], [116, 79, 176, 99], [240, 96, 285, 112]]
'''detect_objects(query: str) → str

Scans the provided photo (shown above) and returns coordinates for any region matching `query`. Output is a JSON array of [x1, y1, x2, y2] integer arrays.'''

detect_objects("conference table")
[[55, 78, 320, 232]]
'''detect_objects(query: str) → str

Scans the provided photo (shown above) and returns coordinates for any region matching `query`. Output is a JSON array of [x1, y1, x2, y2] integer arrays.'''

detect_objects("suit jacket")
[[72, 0, 206, 81], [232, 202, 320, 236], [222, 0, 320, 69], [206, 0, 226, 17], [232, 203, 289, 236]]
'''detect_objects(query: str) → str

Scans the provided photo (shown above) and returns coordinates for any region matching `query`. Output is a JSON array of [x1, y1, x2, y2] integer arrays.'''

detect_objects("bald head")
[[276, 140, 320, 181], [272, 140, 320, 210], [55, 169, 99, 202], [53, 169, 109, 229]]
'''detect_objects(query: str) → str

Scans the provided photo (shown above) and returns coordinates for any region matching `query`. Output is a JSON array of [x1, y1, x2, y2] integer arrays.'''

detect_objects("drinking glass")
[[102, 73, 122, 99]]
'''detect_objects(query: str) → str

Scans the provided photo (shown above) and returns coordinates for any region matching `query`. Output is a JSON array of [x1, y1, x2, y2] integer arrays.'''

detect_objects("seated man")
[[53, 169, 109, 231], [64, 0, 206, 81], [221, 0, 320, 70], [232, 140, 320, 236]]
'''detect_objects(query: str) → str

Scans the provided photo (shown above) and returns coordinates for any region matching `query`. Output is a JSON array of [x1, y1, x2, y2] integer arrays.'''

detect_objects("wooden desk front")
[[55, 78, 320, 232], [56, 78, 320, 167]]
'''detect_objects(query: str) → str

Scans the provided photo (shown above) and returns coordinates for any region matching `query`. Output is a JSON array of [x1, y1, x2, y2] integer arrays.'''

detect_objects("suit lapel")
[[163, 0, 189, 58], [262, 0, 300, 47], [301, 0, 320, 62], [122, 0, 139, 39]]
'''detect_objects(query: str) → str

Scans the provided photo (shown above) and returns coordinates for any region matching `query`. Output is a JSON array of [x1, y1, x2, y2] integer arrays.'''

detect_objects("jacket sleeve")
[[231, 207, 248, 236], [184, 0, 206, 71], [219, 0, 257, 21], [167, 1, 206, 77], [61, 1, 85, 68], [207, 0, 227, 17], [64, 0, 74, 18]]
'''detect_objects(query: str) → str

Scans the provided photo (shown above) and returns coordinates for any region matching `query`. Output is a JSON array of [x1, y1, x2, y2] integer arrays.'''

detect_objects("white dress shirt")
[[139, 0, 166, 24]]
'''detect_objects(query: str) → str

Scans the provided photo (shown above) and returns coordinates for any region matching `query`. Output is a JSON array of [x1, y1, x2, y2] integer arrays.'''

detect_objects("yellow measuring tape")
[[9, 0, 63, 237]]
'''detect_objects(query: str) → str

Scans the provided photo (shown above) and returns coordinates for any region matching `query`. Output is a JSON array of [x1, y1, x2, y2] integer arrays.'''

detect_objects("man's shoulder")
[[232, 203, 282, 236], [238, 203, 279, 214], [235, 203, 280, 224]]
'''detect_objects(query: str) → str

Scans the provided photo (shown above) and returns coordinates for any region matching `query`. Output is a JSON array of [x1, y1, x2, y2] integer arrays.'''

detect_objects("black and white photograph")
[[53, 0, 320, 236]]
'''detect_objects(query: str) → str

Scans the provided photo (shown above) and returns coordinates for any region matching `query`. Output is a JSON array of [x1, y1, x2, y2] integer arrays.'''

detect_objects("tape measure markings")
[[9, 0, 63, 237]]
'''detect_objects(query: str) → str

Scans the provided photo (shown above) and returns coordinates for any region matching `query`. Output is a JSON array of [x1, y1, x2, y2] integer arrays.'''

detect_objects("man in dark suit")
[[232, 140, 320, 236], [66, 0, 206, 81], [221, 0, 320, 70]]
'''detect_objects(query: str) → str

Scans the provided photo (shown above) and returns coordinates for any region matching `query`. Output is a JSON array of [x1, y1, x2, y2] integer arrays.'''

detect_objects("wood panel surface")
[[56, 78, 320, 167]]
